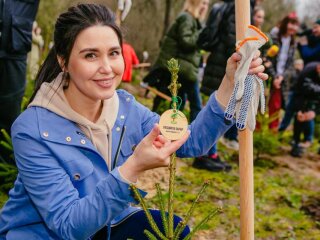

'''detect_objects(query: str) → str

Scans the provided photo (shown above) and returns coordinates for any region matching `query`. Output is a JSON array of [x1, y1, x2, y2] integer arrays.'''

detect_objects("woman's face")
[[286, 21, 299, 36], [253, 10, 265, 28], [64, 25, 124, 104], [199, 0, 210, 19], [312, 23, 320, 37]]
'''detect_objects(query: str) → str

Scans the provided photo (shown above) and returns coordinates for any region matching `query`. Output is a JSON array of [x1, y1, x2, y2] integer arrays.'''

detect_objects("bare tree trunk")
[[162, 0, 172, 37], [262, 0, 294, 31], [302, 0, 320, 23]]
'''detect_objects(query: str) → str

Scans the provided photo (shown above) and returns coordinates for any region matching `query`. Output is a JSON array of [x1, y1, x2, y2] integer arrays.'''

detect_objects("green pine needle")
[[144, 230, 159, 240], [156, 183, 169, 236], [183, 207, 222, 240]]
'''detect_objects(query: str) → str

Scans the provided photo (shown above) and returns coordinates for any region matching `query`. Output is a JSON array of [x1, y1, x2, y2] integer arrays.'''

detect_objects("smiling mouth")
[[93, 76, 115, 81], [93, 77, 115, 88]]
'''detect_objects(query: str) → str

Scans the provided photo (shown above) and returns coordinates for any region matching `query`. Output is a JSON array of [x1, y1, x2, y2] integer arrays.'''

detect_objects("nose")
[[99, 57, 112, 74]]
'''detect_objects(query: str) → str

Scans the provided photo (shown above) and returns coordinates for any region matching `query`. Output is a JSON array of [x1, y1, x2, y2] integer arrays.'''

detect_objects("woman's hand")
[[297, 36, 308, 46], [225, 51, 268, 86], [119, 124, 190, 183], [217, 51, 268, 107]]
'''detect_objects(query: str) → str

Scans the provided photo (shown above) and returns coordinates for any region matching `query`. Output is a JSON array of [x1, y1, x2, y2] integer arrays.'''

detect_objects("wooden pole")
[[235, 0, 254, 240]]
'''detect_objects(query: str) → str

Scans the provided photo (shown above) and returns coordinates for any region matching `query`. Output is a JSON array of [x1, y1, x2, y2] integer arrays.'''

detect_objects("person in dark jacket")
[[197, 0, 256, 94], [278, 59, 304, 132], [0, 0, 40, 163], [297, 19, 320, 65], [146, 0, 209, 121], [195, 0, 235, 172], [290, 62, 320, 157]]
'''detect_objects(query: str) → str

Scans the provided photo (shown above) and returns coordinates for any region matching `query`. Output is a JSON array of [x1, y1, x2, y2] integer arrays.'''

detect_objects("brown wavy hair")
[[278, 13, 299, 45]]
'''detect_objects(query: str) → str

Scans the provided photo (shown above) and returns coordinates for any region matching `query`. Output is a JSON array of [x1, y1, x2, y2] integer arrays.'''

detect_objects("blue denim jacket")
[[0, 90, 232, 239]]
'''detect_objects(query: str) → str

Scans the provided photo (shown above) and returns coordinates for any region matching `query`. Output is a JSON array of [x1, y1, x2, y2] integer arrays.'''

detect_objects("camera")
[[297, 28, 312, 37]]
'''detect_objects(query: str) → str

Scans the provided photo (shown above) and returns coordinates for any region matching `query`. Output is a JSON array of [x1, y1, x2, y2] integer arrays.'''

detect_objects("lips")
[[93, 77, 115, 88]]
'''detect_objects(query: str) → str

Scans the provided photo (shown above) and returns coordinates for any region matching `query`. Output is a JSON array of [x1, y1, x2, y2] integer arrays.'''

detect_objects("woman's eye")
[[110, 51, 120, 56], [85, 53, 97, 59]]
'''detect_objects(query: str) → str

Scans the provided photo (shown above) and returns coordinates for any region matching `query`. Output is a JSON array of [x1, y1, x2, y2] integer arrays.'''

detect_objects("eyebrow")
[[79, 48, 98, 54], [110, 46, 122, 51], [79, 46, 122, 54]]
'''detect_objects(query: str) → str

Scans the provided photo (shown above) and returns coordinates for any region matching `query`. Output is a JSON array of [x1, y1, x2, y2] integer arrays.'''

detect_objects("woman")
[[267, 13, 299, 130], [0, 4, 267, 240], [146, 0, 209, 120], [28, 22, 44, 80], [253, 6, 265, 30]]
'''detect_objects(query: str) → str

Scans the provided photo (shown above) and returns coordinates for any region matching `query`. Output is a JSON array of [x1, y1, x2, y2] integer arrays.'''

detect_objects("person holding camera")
[[297, 19, 320, 65]]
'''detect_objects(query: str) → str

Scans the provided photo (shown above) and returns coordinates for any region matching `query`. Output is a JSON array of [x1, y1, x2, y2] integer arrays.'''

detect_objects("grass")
[[144, 154, 320, 239]]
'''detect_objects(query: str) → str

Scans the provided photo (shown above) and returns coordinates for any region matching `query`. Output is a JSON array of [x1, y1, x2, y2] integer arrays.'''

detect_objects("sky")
[[295, 0, 320, 19]]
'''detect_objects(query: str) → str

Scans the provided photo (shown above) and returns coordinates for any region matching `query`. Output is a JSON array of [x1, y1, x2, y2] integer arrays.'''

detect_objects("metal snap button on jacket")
[[73, 173, 80, 180], [131, 145, 136, 151]]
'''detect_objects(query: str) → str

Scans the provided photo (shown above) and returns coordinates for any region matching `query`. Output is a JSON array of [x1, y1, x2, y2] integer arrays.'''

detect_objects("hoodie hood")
[[29, 72, 119, 169]]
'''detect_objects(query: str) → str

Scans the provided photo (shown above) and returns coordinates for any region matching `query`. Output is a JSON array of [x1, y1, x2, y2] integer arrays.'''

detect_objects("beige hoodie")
[[29, 72, 119, 171]]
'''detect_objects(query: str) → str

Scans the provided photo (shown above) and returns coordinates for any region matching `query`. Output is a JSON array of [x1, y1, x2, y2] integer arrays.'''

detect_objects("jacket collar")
[[36, 89, 134, 151]]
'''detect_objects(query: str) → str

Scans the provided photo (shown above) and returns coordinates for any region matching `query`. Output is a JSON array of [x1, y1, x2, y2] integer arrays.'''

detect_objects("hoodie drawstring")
[[86, 125, 96, 149], [105, 121, 112, 172]]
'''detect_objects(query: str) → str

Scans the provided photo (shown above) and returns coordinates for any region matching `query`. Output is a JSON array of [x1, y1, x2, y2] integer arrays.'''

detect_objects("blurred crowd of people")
[[143, 0, 320, 170], [262, 13, 320, 158]]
